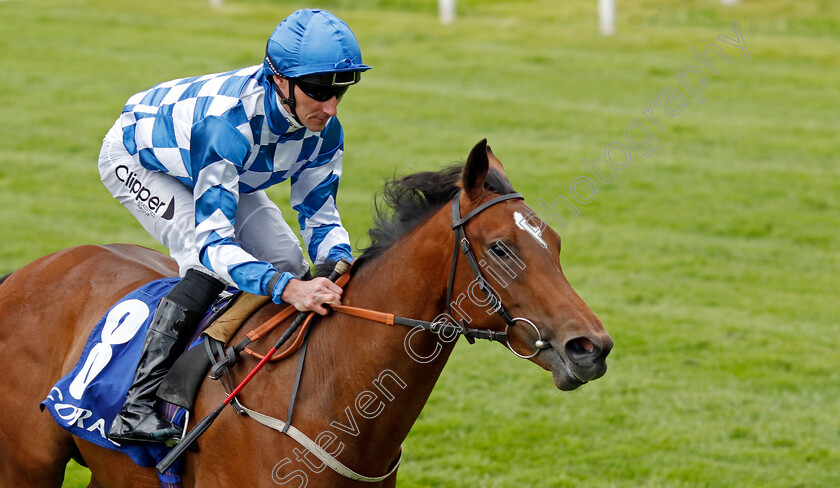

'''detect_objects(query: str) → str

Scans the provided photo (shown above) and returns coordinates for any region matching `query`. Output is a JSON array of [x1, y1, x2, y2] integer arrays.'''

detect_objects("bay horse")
[[0, 140, 612, 487]]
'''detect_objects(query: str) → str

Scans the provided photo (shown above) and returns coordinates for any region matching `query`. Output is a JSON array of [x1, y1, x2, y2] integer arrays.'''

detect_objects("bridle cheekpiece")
[[447, 191, 552, 359]]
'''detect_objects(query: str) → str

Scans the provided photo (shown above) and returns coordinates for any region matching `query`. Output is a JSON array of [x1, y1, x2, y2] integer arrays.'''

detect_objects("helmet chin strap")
[[271, 77, 304, 128]]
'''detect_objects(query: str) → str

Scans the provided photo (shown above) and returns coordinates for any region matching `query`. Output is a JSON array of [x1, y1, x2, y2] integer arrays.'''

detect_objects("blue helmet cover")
[[265, 9, 372, 79]]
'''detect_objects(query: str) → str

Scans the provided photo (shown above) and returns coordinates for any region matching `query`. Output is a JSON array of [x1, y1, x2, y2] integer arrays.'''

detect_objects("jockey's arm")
[[190, 116, 347, 313]]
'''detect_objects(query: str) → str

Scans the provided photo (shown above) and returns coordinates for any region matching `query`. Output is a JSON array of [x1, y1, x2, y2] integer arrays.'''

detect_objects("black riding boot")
[[108, 269, 225, 444]]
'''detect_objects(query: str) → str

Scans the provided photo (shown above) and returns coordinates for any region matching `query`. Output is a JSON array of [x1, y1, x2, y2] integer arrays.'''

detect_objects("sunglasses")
[[264, 53, 361, 102], [294, 79, 350, 102]]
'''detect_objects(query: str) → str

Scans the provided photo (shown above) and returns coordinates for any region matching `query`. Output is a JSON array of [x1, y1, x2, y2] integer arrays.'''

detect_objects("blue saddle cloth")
[[41, 277, 234, 488]]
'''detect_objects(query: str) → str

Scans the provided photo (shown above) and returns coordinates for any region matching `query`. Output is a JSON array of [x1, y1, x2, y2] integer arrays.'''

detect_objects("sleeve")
[[190, 115, 287, 296], [289, 118, 354, 265]]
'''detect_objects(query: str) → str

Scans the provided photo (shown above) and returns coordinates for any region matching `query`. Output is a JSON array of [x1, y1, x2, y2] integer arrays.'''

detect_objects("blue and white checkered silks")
[[112, 65, 353, 298]]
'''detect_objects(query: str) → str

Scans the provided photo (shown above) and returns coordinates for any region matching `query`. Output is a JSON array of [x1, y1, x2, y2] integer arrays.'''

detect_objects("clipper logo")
[[115, 165, 175, 220]]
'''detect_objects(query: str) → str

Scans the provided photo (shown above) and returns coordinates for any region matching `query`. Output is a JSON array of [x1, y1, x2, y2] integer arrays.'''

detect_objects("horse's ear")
[[462, 139, 489, 200], [486, 144, 508, 178]]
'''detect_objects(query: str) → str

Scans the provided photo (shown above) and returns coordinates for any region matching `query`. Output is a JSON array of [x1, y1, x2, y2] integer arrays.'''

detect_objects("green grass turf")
[[1, 0, 838, 486]]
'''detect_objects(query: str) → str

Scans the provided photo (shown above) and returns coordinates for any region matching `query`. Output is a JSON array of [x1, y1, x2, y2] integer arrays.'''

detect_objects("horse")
[[0, 139, 612, 487]]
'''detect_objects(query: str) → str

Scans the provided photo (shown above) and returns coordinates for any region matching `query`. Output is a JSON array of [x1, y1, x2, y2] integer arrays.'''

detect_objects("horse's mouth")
[[532, 344, 588, 391]]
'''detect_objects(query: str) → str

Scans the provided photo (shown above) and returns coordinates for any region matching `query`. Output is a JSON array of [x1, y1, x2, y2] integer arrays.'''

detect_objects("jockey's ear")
[[272, 75, 289, 93], [462, 138, 489, 201]]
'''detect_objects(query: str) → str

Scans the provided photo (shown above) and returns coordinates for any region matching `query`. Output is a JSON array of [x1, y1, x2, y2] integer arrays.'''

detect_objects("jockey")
[[100, 9, 371, 444]]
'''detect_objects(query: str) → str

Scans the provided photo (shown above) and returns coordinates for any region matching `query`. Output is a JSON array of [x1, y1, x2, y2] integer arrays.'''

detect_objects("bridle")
[[445, 190, 552, 359], [330, 190, 552, 358]]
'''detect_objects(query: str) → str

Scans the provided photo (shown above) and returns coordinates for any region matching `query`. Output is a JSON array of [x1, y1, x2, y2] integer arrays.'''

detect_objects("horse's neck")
[[311, 211, 459, 473]]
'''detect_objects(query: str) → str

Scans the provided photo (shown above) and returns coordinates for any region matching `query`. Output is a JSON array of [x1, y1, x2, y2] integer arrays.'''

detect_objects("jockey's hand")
[[280, 277, 343, 315]]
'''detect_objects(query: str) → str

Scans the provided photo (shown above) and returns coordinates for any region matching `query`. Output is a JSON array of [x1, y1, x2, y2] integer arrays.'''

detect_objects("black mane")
[[353, 164, 515, 270]]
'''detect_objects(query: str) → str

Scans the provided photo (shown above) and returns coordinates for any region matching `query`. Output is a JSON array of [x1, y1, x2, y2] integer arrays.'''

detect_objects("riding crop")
[[157, 258, 352, 474]]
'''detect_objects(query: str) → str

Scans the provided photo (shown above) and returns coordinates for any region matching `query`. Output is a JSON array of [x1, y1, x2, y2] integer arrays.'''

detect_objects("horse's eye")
[[489, 242, 507, 258]]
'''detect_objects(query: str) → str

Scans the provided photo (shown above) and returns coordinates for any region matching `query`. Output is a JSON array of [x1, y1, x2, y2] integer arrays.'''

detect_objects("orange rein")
[[242, 272, 397, 362]]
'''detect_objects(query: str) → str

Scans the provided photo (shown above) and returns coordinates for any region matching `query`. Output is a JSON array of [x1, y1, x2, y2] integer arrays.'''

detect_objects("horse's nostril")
[[576, 337, 595, 353], [565, 337, 602, 364]]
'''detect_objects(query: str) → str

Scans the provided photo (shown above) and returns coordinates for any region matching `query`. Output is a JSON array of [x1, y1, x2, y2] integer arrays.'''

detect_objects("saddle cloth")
[[40, 277, 236, 487]]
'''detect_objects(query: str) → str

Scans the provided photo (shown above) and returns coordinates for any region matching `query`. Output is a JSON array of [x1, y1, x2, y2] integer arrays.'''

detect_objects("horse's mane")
[[0, 273, 10, 287], [353, 164, 515, 270]]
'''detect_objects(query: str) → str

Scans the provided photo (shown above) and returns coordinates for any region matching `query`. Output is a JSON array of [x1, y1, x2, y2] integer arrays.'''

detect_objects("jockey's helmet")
[[264, 9, 372, 88]]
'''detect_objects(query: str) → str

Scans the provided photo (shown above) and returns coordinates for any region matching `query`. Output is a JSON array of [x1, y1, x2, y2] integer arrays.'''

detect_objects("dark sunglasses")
[[294, 79, 350, 102]]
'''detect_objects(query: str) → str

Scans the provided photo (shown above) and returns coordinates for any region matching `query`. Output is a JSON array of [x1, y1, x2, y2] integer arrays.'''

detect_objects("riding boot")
[[108, 269, 225, 444]]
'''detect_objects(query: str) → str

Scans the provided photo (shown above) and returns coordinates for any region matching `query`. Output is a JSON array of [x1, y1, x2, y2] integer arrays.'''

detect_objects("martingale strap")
[[205, 304, 403, 483], [234, 400, 403, 482]]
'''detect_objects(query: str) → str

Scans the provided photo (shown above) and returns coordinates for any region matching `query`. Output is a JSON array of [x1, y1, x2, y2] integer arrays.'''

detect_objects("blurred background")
[[1, 0, 837, 486]]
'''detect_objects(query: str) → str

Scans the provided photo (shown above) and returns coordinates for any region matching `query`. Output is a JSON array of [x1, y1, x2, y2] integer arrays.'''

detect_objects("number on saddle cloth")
[[40, 278, 184, 466]]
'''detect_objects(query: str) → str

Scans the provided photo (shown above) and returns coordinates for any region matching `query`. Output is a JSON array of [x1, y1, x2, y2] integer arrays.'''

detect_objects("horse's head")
[[453, 139, 613, 391]]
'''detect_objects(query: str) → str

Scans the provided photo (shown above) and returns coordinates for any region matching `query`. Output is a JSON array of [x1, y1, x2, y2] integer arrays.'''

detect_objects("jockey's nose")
[[322, 96, 339, 117]]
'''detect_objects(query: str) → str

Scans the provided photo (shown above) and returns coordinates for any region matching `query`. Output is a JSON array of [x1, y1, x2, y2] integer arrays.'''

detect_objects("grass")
[[1, 0, 838, 486]]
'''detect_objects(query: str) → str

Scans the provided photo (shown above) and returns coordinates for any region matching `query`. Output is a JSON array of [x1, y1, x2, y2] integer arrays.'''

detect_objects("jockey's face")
[[273, 75, 340, 132]]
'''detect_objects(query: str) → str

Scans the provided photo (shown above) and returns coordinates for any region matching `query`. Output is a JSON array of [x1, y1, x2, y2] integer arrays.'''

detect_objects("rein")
[[327, 303, 508, 342], [329, 191, 540, 346]]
